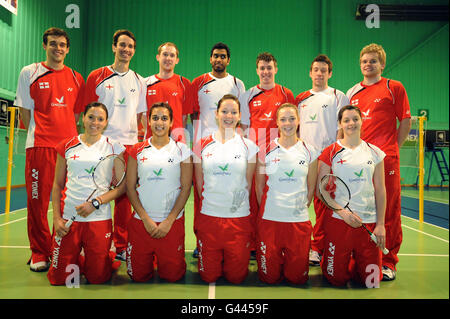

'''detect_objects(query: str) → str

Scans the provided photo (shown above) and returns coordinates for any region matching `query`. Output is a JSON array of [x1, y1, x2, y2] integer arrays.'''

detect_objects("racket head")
[[318, 174, 351, 211], [91, 154, 126, 194]]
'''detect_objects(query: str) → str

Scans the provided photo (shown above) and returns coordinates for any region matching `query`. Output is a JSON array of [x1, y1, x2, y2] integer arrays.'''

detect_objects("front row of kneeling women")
[[48, 95, 386, 288]]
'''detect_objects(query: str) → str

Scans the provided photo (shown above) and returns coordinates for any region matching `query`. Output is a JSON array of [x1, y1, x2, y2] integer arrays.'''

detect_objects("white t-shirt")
[[319, 140, 386, 223], [56, 135, 125, 222], [191, 73, 245, 144], [129, 138, 191, 222], [261, 138, 319, 222], [296, 87, 349, 151], [195, 133, 258, 218], [85, 66, 147, 145]]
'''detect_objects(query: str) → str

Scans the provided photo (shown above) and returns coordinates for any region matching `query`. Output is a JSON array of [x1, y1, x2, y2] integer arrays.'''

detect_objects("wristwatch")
[[91, 198, 101, 210]]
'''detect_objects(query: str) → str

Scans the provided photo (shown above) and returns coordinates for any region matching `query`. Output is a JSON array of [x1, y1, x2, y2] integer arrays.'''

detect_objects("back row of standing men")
[[14, 27, 411, 282]]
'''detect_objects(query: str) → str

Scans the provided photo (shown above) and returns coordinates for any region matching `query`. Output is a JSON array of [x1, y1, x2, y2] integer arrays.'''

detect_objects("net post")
[[5, 107, 17, 215], [418, 116, 425, 223]]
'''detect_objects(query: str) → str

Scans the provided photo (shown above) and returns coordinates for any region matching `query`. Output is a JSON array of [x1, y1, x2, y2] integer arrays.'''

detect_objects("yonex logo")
[[260, 242, 266, 255], [31, 169, 39, 199], [327, 242, 335, 276], [39, 82, 49, 89], [328, 242, 335, 255]]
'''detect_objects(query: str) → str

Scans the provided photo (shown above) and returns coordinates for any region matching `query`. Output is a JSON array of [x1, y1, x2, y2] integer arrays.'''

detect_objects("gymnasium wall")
[[0, 0, 448, 188]]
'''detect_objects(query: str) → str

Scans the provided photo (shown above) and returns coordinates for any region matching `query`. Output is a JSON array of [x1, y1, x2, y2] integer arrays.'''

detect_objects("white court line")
[[398, 253, 448, 257], [402, 215, 449, 232], [208, 282, 216, 299], [0, 245, 29, 249], [402, 224, 449, 243], [0, 216, 27, 227]]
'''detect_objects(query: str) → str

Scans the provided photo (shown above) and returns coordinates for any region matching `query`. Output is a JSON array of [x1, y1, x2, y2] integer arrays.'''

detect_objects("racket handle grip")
[[54, 216, 76, 243], [370, 233, 389, 255], [65, 217, 74, 228]]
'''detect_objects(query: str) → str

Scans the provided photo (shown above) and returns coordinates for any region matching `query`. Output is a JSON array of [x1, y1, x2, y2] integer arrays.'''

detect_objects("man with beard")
[[188, 42, 246, 257]]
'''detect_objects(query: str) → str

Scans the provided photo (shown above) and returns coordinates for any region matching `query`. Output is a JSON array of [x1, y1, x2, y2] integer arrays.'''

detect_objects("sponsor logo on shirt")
[[279, 169, 298, 182], [77, 165, 95, 180], [362, 109, 371, 120], [349, 169, 367, 183], [51, 96, 67, 107], [116, 97, 126, 106], [260, 111, 272, 121], [148, 168, 165, 181], [213, 163, 231, 176]]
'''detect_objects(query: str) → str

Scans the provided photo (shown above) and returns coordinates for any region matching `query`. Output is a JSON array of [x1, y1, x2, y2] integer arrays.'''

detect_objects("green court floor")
[[0, 190, 448, 302]]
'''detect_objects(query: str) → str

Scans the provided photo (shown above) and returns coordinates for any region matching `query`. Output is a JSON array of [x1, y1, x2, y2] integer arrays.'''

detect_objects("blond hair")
[[360, 43, 386, 67], [158, 42, 179, 57]]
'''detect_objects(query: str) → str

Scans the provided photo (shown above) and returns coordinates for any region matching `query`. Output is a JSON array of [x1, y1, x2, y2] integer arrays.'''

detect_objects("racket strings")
[[93, 155, 126, 191]]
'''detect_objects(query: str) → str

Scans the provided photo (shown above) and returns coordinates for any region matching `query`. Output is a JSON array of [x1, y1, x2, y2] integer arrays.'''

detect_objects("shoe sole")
[[382, 275, 396, 281], [30, 265, 49, 272]]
